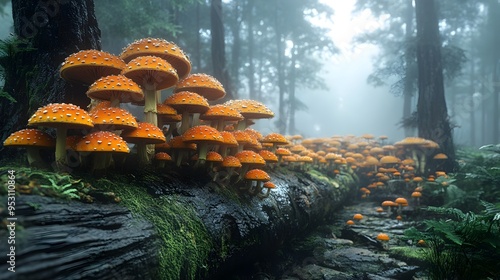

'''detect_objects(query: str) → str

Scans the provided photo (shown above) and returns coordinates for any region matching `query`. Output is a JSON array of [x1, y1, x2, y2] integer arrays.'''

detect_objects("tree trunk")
[[210, 0, 234, 101], [402, 0, 415, 137], [493, 57, 499, 144], [415, 0, 456, 172], [0, 0, 100, 158], [194, 1, 201, 72], [469, 53, 476, 147], [229, 2, 241, 98], [288, 44, 297, 135], [247, 0, 256, 100]]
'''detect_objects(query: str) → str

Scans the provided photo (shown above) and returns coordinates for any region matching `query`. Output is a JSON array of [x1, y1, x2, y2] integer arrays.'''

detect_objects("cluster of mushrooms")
[[2, 37, 449, 201]]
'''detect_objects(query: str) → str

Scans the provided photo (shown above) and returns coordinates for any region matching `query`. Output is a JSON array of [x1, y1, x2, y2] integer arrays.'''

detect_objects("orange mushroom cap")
[[244, 169, 270, 181], [90, 107, 138, 130], [244, 128, 263, 141], [224, 99, 274, 119], [199, 104, 243, 122], [411, 191, 422, 198], [27, 103, 94, 129], [261, 132, 289, 146], [75, 131, 130, 153], [3, 129, 55, 148], [263, 181, 276, 189], [379, 155, 400, 165], [258, 150, 278, 163], [60, 50, 125, 85], [155, 152, 172, 161], [119, 38, 191, 79], [175, 73, 226, 101], [220, 131, 239, 147], [163, 91, 210, 114], [381, 200, 397, 207], [433, 153, 448, 160], [168, 136, 196, 150], [231, 130, 253, 145], [395, 197, 408, 205], [346, 220, 355, 226], [376, 233, 390, 241], [275, 147, 292, 156], [86, 75, 144, 105], [121, 122, 166, 144], [222, 156, 242, 168], [122, 56, 179, 90], [206, 151, 223, 162], [353, 213, 363, 221], [235, 150, 266, 166], [182, 125, 224, 145]]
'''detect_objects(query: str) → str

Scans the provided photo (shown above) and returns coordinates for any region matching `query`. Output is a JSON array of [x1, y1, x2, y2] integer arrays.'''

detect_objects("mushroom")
[[163, 91, 210, 134], [60, 50, 125, 85], [154, 152, 172, 168], [353, 213, 363, 223], [75, 130, 130, 172], [199, 104, 243, 131], [275, 147, 292, 165], [394, 197, 409, 215], [257, 181, 276, 199], [27, 103, 94, 170], [89, 107, 138, 131], [120, 38, 191, 79], [122, 56, 179, 126], [86, 75, 144, 107], [205, 151, 223, 172], [346, 220, 355, 226], [3, 128, 55, 168], [156, 104, 178, 139], [224, 99, 274, 130], [243, 168, 270, 195], [411, 191, 422, 206], [381, 200, 397, 217], [234, 150, 266, 180], [231, 130, 253, 153], [181, 125, 224, 165], [258, 150, 279, 169], [174, 73, 226, 101], [121, 122, 166, 163], [218, 131, 238, 157], [167, 136, 197, 167], [214, 155, 242, 183], [376, 233, 390, 249], [261, 132, 289, 153]]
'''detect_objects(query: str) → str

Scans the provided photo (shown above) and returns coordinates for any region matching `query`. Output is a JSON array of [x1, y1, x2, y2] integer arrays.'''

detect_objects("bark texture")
[[0, 167, 355, 280], [0, 0, 101, 158], [415, 0, 456, 172]]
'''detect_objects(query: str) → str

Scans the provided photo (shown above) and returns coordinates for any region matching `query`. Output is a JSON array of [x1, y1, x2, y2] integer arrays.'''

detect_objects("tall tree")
[[210, 0, 234, 101], [0, 0, 100, 158], [415, 0, 456, 171]]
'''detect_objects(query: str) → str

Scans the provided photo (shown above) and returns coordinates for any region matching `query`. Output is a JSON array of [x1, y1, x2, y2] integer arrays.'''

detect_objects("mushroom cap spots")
[[261, 132, 289, 146], [60, 50, 125, 85], [244, 169, 270, 181], [155, 152, 172, 161], [157, 104, 178, 117], [120, 38, 191, 79], [182, 125, 224, 145], [122, 56, 179, 90], [175, 73, 226, 101], [376, 233, 390, 241], [258, 150, 278, 163], [379, 155, 400, 165], [235, 150, 266, 166], [168, 136, 197, 150], [275, 147, 292, 156], [206, 151, 223, 162], [231, 130, 253, 145], [224, 99, 274, 119], [90, 107, 138, 130], [222, 156, 242, 168], [86, 75, 144, 104], [200, 104, 243, 122], [75, 131, 130, 153], [121, 122, 166, 144], [66, 135, 82, 150], [88, 100, 112, 114], [244, 128, 263, 142], [163, 91, 210, 114], [27, 103, 94, 130], [3, 129, 55, 148], [220, 131, 238, 147]]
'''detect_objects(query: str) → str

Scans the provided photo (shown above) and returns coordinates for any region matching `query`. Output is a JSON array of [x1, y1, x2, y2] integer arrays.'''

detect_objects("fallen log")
[[0, 167, 356, 280]]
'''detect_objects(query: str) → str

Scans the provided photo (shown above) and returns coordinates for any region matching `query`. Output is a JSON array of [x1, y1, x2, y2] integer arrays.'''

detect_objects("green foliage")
[[0, 167, 81, 200], [404, 202, 500, 279]]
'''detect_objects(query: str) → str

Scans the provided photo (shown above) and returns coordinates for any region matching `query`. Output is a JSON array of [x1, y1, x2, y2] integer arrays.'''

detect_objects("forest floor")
[[228, 201, 428, 280]]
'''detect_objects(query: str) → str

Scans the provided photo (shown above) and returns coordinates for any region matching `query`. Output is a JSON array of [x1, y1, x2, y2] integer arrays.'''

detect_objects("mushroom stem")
[[236, 120, 247, 131], [55, 127, 68, 169], [179, 111, 191, 134], [26, 147, 47, 168], [257, 187, 271, 199], [91, 153, 110, 172], [136, 144, 149, 164], [143, 86, 158, 126]]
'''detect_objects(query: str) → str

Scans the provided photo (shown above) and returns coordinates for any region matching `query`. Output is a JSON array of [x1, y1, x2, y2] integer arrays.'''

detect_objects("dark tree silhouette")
[[0, 0, 100, 159], [415, 0, 456, 172]]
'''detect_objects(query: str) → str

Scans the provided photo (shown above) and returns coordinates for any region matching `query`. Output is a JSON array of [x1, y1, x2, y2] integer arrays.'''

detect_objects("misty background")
[[0, 1, 495, 147]]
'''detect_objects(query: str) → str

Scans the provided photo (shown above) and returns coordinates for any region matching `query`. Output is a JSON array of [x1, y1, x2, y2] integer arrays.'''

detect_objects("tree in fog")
[[414, 0, 455, 171]]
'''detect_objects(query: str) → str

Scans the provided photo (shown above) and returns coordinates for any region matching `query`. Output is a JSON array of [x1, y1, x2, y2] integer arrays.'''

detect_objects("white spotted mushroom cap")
[[60, 50, 125, 85], [3, 128, 55, 147], [90, 107, 138, 130], [121, 122, 166, 144], [75, 131, 130, 153], [121, 55, 179, 90], [174, 73, 226, 101], [27, 103, 94, 130]]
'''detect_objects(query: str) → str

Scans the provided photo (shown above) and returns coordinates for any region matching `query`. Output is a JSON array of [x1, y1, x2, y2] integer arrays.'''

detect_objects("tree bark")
[[246, 0, 256, 100], [415, 0, 456, 172], [0, 0, 100, 158], [210, 0, 234, 101], [403, 0, 415, 137], [275, 0, 287, 134]]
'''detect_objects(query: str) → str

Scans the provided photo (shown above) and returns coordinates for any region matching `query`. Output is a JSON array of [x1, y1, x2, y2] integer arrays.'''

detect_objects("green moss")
[[389, 246, 428, 264], [94, 176, 213, 280]]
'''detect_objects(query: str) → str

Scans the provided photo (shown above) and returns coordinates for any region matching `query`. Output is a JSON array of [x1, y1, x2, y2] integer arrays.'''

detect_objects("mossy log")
[[0, 167, 356, 280]]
